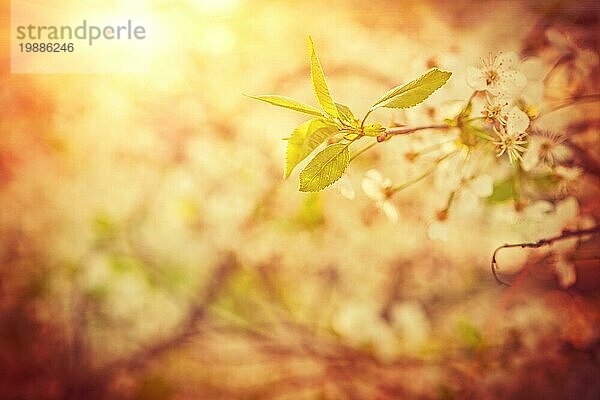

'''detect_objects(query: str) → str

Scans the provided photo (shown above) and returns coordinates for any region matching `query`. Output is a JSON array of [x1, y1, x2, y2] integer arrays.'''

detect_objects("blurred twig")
[[100, 253, 238, 375], [537, 94, 600, 119], [565, 139, 600, 181], [491, 225, 600, 286]]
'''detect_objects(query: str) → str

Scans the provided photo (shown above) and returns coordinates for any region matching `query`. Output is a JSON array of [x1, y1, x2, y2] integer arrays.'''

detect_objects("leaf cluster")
[[249, 37, 452, 192]]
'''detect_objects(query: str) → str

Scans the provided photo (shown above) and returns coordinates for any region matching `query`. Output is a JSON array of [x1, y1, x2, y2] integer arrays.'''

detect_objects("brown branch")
[[380, 124, 450, 141], [537, 94, 600, 119], [491, 225, 600, 286], [565, 139, 600, 180]]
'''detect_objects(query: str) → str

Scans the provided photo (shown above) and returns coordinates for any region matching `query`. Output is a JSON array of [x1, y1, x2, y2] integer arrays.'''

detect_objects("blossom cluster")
[[337, 47, 595, 288]]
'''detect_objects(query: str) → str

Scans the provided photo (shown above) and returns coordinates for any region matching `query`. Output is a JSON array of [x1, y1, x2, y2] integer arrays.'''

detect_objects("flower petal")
[[520, 57, 545, 79], [466, 66, 486, 91], [380, 201, 399, 223], [495, 51, 520, 70], [521, 142, 540, 171], [365, 169, 384, 185], [522, 81, 544, 106], [362, 178, 384, 201], [427, 221, 448, 242], [555, 257, 576, 288], [555, 196, 579, 223], [498, 70, 527, 95], [469, 174, 494, 198], [555, 166, 581, 181], [505, 106, 530, 135], [336, 174, 355, 200]]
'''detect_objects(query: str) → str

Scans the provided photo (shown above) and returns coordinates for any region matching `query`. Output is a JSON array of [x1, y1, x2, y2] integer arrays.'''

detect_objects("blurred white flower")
[[428, 173, 492, 242], [555, 165, 581, 181], [546, 198, 595, 289], [427, 218, 449, 242], [332, 301, 399, 361], [391, 301, 431, 348], [335, 173, 355, 200], [522, 131, 570, 171], [554, 254, 576, 288], [493, 126, 528, 164], [467, 52, 527, 96], [433, 146, 470, 193], [483, 95, 530, 135], [456, 174, 494, 211], [553, 165, 582, 195], [332, 301, 382, 345], [466, 174, 494, 197], [403, 130, 458, 163], [517, 57, 546, 118], [362, 169, 398, 223]]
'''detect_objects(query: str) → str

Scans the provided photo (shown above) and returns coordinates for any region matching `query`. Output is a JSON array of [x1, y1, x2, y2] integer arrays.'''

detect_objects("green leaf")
[[335, 103, 357, 127], [457, 319, 483, 350], [487, 177, 515, 204], [247, 95, 324, 117], [531, 173, 559, 192], [308, 36, 339, 118], [458, 98, 473, 119], [372, 68, 452, 110], [285, 118, 339, 178], [299, 143, 349, 192], [363, 123, 385, 137], [297, 193, 324, 227]]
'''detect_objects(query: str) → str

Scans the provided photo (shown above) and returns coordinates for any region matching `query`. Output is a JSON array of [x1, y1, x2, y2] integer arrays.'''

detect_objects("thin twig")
[[565, 139, 600, 180], [537, 94, 600, 119], [543, 53, 572, 85], [349, 124, 451, 161], [383, 124, 450, 138], [491, 225, 600, 286], [391, 151, 455, 193]]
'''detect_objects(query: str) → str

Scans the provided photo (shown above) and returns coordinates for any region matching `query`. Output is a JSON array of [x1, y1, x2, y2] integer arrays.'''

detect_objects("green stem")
[[412, 139, 457, 159], [464, 116, 485, 123], [461, 91, 477, 113], [360, 108, 374, 129], [444, 190, 456, 210], [391, 151, 455, 193], [513, 164, 522, 203], [349, 141, 377, 162]]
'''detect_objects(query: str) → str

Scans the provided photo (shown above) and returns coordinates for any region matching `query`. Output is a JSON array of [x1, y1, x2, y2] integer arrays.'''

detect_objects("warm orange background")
[[1, 1, 599, 399]]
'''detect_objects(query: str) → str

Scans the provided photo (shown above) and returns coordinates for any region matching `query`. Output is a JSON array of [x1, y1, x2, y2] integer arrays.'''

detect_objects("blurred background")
[[1, 0, 600, 399]]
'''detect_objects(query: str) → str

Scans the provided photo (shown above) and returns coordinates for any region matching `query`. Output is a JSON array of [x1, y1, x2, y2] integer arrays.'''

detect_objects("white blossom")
[[522, 131, 570, 171], [467, 52, 527, 96], [504, 106, 530, 136], [335, 173, 355, 200], [427, 219, 449, 242], [483, 95, 530, 135], [361, 169, 399, 223], [493, 126, 528, 164], [517, 57, 546, 118], [555, 165, 582, 181]]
